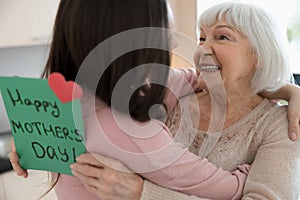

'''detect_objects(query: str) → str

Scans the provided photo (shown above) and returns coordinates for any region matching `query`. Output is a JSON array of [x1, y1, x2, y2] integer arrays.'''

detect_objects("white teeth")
[[200, 66, 220, 72]]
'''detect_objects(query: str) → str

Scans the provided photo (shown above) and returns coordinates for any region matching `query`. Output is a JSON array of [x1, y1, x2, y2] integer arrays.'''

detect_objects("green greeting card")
[[0, 73, 86, 175]]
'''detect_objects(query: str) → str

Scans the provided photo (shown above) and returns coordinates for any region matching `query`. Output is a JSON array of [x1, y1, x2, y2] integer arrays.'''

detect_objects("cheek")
[[215, 48, 234, 67], [242, 51, 257, 74], [219, 52, 256, 80]]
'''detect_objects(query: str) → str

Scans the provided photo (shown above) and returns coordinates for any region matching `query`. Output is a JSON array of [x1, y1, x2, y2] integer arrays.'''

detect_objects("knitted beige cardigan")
[[141, 94, 300, 200]]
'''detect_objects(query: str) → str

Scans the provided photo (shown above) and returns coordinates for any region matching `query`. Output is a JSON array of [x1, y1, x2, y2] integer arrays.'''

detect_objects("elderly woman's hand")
[[9, 140, 28, 178], [286, 87, 300, 141], [71, 153, 144, 200]]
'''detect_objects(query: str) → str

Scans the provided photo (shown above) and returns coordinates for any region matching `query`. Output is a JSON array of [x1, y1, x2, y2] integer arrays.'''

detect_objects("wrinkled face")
[[194, 21, 257, 88]]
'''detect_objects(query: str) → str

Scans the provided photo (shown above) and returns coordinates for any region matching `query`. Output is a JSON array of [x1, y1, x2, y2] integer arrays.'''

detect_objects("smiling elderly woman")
[[165, 2, 300, 199]]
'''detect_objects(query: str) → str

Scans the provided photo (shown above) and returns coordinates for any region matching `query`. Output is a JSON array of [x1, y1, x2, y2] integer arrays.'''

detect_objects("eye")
[[199, 37, 206, 45], [218, 35, 229, 40]]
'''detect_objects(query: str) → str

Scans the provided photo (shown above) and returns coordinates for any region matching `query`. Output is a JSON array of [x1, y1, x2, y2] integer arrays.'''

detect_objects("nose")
[[193, 45, 213, 69], [201, 40, 214, 55]]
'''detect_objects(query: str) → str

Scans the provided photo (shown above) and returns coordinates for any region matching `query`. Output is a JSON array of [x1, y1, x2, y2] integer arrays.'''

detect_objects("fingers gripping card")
[[0, 73, 86, 175]]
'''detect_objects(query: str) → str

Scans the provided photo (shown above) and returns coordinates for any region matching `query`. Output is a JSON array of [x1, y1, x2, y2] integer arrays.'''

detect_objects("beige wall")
[[168, 0, 197, 68], [168, 0, 197, 41]]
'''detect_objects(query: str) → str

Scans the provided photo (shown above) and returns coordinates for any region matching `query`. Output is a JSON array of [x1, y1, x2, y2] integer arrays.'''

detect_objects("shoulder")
[[255, 100, 299, 147], [257, 100, 289, 134], [243, 102, 300, 199]]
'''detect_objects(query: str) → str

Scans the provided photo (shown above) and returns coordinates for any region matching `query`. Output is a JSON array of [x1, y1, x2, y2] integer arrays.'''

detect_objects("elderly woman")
[[164, 2, 300, 199], [174, 2, 300, 199], [11, 2, 300, 200]]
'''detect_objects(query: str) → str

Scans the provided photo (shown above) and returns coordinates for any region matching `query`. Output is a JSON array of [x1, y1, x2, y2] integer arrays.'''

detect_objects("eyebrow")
[[200, 24, 237, 33], [215, 25, 237, 32]]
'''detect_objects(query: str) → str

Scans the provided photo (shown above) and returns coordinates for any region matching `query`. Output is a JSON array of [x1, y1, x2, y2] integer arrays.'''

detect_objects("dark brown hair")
[[42, 0, 170, 122]]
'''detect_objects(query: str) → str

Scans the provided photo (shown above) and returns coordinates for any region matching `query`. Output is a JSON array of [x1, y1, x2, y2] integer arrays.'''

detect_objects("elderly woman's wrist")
[[286, 83, 300, 101]]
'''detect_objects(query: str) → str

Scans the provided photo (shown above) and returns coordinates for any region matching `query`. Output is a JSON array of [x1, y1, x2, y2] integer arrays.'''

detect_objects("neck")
[[225, 88, 263, 111], [196, 86, 263, 131]]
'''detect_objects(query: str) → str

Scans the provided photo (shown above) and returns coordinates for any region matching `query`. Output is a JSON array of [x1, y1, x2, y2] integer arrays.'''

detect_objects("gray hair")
[[198, 2, 292, 93]]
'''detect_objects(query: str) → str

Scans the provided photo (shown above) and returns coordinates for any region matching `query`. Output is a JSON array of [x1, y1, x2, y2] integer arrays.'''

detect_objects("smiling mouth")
[[200, 66, 221, 72]]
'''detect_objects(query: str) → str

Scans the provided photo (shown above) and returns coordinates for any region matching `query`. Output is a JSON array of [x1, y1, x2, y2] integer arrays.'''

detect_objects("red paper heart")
[[48, 72, 83, 103]]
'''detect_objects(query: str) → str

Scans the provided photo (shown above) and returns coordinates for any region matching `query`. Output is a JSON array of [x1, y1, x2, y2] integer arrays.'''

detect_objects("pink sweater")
[[54, 68, 249, 200]]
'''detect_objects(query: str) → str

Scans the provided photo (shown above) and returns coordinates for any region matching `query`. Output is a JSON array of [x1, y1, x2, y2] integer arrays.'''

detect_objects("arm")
[[71, 153, 208, 200], [127, 122, 250, 200], [71, 153, 143, 200], [260, 83, 300, 140], [83, 114, 249, 200], [71, 151, 248, 200], [136, 138, 249, 200], [242, 111, 300, 199]]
